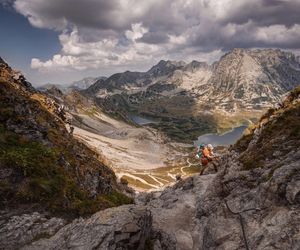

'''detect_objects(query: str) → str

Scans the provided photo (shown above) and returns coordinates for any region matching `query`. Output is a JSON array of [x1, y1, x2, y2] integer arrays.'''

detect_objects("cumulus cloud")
[[12, 0, 300, 72], [125, 23, 148, 41]]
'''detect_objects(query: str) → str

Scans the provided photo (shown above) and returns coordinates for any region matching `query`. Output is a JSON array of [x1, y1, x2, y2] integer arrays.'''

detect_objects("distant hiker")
[[200, 144, 218, 175]]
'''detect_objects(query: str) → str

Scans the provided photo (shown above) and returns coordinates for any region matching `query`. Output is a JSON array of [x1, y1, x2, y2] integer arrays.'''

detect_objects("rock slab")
[[22, 205, 152, 250]]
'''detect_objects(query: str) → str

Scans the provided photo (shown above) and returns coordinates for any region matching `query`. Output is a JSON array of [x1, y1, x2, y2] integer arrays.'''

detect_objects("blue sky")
[[0, 5, 61, 84], [1, 0, 300, 86]]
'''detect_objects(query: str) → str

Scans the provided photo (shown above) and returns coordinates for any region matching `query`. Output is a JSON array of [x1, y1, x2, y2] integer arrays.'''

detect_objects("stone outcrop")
[[136, 174, 215, 249], [22, 205, 152, 250], [0, 211, 66, 250]]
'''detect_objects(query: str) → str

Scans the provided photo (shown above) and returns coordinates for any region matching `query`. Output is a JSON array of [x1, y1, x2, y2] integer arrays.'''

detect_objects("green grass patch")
[[239, 100, 300, 170], [0, 125, 131, 215]]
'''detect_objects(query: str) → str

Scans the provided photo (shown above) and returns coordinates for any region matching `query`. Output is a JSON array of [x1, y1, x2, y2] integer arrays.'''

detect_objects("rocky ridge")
[[87, 49, 300, 107], [22, 205, 152, 250], [0, 58, 134, 249]]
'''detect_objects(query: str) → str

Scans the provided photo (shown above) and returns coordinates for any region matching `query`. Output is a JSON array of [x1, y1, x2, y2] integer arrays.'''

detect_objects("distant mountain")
[[37, 76, 106, 94], [84, 48, 300, 141], [37, 83, 68, 93], [68, 76, 107, 91]]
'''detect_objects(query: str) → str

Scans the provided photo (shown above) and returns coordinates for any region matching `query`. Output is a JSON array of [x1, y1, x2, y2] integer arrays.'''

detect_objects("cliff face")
[[0, 59, 131, 218], [209, 49, 300, 104], [140, 87, 300, 249]]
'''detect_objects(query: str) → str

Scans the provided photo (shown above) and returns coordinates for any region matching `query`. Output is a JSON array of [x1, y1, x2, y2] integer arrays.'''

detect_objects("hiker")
[[200, 144, 218, 175]]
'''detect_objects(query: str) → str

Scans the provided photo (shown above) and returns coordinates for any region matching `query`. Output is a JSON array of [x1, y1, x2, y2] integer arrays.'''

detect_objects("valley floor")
[[71, 111, 201, 190]]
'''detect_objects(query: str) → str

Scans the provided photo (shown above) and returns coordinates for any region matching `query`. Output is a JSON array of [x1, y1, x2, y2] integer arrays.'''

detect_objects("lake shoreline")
[[194, 125, 247, 147]]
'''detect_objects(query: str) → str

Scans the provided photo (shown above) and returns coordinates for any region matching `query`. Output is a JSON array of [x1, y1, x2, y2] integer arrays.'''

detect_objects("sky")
[[1, 0, 300, 86]]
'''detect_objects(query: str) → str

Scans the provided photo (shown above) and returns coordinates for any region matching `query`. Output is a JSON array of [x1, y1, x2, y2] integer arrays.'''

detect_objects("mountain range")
[[87, 48, 300, 108], [37, 76, 106, 93], [82, 48, 300, 141]]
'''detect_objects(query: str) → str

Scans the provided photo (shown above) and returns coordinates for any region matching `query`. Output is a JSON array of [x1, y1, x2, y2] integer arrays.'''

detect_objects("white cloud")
[[30, 26, 162, 72], [125, 23, 148, 41], [255, 24, 300, 45], [31, 55, 81, 72]]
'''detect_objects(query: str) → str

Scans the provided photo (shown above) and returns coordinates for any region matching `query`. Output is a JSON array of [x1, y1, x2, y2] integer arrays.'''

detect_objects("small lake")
[[129, 114, 156, 125], [194, 125, 247, 147]]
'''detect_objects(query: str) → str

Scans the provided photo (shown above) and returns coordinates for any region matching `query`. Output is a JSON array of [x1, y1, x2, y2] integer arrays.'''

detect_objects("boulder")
[[22, 205, 152, 250], [0, 212, 66, 250]]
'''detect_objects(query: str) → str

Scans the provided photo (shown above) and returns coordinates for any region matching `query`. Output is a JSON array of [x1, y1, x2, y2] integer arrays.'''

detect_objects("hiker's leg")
[[200, 165, 208, 175], [212, 161, 218, 172]]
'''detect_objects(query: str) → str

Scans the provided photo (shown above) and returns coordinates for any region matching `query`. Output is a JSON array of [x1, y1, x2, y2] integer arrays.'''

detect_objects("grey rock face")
[[22, 205, 152, 250], [0, 212, 66, 250], [193, 155, 300, 250], [136, 175, 216, 250], [208, 48, 300, 108]]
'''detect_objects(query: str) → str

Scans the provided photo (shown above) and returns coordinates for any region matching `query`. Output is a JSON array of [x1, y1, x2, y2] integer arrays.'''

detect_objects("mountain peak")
[[184, 60, 208, 71], [147, 59, 186, 76]]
